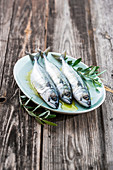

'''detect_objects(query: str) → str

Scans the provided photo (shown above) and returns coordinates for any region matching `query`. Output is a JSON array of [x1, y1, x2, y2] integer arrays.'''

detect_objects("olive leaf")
[[72, 58, 82, 67], [19, 90, 57, 126], [65, 58, 106, 91]]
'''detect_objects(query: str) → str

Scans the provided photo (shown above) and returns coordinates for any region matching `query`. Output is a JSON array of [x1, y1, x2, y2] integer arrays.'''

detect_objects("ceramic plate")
[[13, 52, 106, 114]]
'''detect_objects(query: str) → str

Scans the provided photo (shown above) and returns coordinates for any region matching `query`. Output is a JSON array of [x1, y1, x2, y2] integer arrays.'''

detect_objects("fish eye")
[[46, 82, 51, 87], [65, 91, 71, 97], [49, 93, 57, 101], [83, 95, 89, 100]]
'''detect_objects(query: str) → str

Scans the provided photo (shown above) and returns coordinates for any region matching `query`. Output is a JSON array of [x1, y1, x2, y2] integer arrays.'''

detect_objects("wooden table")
[[0, 0, 113, 169]]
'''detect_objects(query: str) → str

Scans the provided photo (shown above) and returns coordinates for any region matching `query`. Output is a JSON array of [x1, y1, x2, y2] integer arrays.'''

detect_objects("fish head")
[[42, 90, 59, 109], [75, 88, 91, 108], [61, 89, 72, 104]]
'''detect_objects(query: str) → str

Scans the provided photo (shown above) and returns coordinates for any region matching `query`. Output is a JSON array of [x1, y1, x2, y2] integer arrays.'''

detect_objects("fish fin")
[[25, 51, 40, 64]]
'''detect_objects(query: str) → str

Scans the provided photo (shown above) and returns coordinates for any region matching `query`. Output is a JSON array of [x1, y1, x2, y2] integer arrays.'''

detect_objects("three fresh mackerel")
[[26, 49, 91, 109]]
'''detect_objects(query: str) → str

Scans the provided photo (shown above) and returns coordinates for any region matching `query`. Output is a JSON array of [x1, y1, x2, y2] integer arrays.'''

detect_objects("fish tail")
[[25, 51, 34, 63], [25, 51, 40, 64], [61, 50, 66, 59], [38, 47, 50, 57], [51, 51, 67, 62], [51, 54, 61, 61], [44, 47, 50, 55], [26, 47, 50, 63]]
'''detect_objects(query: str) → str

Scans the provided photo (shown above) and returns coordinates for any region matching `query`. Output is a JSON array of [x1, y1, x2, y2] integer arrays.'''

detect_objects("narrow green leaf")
[[32, 103, 43, 112], [45, 115, 56, 119], [25, 106, 35, 109], [80, 66, 93, 72], [77, 67, 83, 71], [24, 108, 36, 117], [89, 66, 97, 75], [21, 95, 27, 99], [94, 78, 99, 81], [42, 120, 57, 126], [96, 70, 106, 76], [86, 74, 97, 78], [67, 60, 73, 65], [24, 98, 32, 106], [21, 98, 28, 102], [80, 74, 87, 80], [95, 66, 100, 71], [96, 88, 100, 92], [92, 80, 99, 92], [35, 117, 44, 125], [20, 104, 23, 108], [64, 57, 68, 61], [94, 80, 102, 86], [44, 111, 51, 118], [84, 70, 91, 75], [38, 110, 50, 118], [93, 71, 99, 74], [72, 58, 82, 67]]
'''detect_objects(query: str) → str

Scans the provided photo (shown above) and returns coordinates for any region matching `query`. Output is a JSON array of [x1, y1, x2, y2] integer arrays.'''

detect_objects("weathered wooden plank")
[[42, 0, 105, 169], [0, 0, 14, 86], [90, 0, 113, 169], [0, 0, 46, 169]]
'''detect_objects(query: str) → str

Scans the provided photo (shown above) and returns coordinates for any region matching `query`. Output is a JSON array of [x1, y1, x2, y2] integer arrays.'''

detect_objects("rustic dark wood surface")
[[0, 0, 113, 169]]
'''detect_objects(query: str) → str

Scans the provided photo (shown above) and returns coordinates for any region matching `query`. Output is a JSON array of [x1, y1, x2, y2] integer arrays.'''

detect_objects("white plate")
[[13, 52, 106, 114]]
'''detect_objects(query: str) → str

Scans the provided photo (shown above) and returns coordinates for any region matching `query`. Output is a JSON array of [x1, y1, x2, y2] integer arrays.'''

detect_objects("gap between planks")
[[39, 0, 49, 169]]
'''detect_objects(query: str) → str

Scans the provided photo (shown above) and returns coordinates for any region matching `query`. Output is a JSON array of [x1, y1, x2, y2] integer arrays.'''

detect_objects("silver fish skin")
[[60, 56, 91, 108], [30, 57, 59, 109], [43, 54, 72, 104]]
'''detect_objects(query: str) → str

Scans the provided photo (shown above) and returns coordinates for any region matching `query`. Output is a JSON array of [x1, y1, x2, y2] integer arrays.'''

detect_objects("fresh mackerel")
[[26, 52, 59, 109], [42, 53, 72, 104], [52, 52, 91, 108], [60, 54, 91, 107]]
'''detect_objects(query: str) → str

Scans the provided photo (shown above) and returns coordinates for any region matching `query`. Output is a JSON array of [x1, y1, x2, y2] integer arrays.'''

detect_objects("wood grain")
[[90, 0, 113, 169], [1, 0, 113, 169], [0, 0, 46, 169], [42, 0, 105, 169], [0, 0, 14, 87]]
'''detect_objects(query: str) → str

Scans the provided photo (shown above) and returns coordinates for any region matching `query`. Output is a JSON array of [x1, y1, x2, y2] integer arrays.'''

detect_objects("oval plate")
[[13, 52, 106, 114]]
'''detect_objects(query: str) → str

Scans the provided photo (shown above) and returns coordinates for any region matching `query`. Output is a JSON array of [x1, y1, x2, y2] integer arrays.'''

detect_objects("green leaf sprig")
[[19, 91, 57, 126], [65, 57, 106, 91]]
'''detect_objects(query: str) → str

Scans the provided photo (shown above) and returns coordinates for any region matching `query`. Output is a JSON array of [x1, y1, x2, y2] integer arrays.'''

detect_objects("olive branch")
[[19, 90, 57, 126]]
